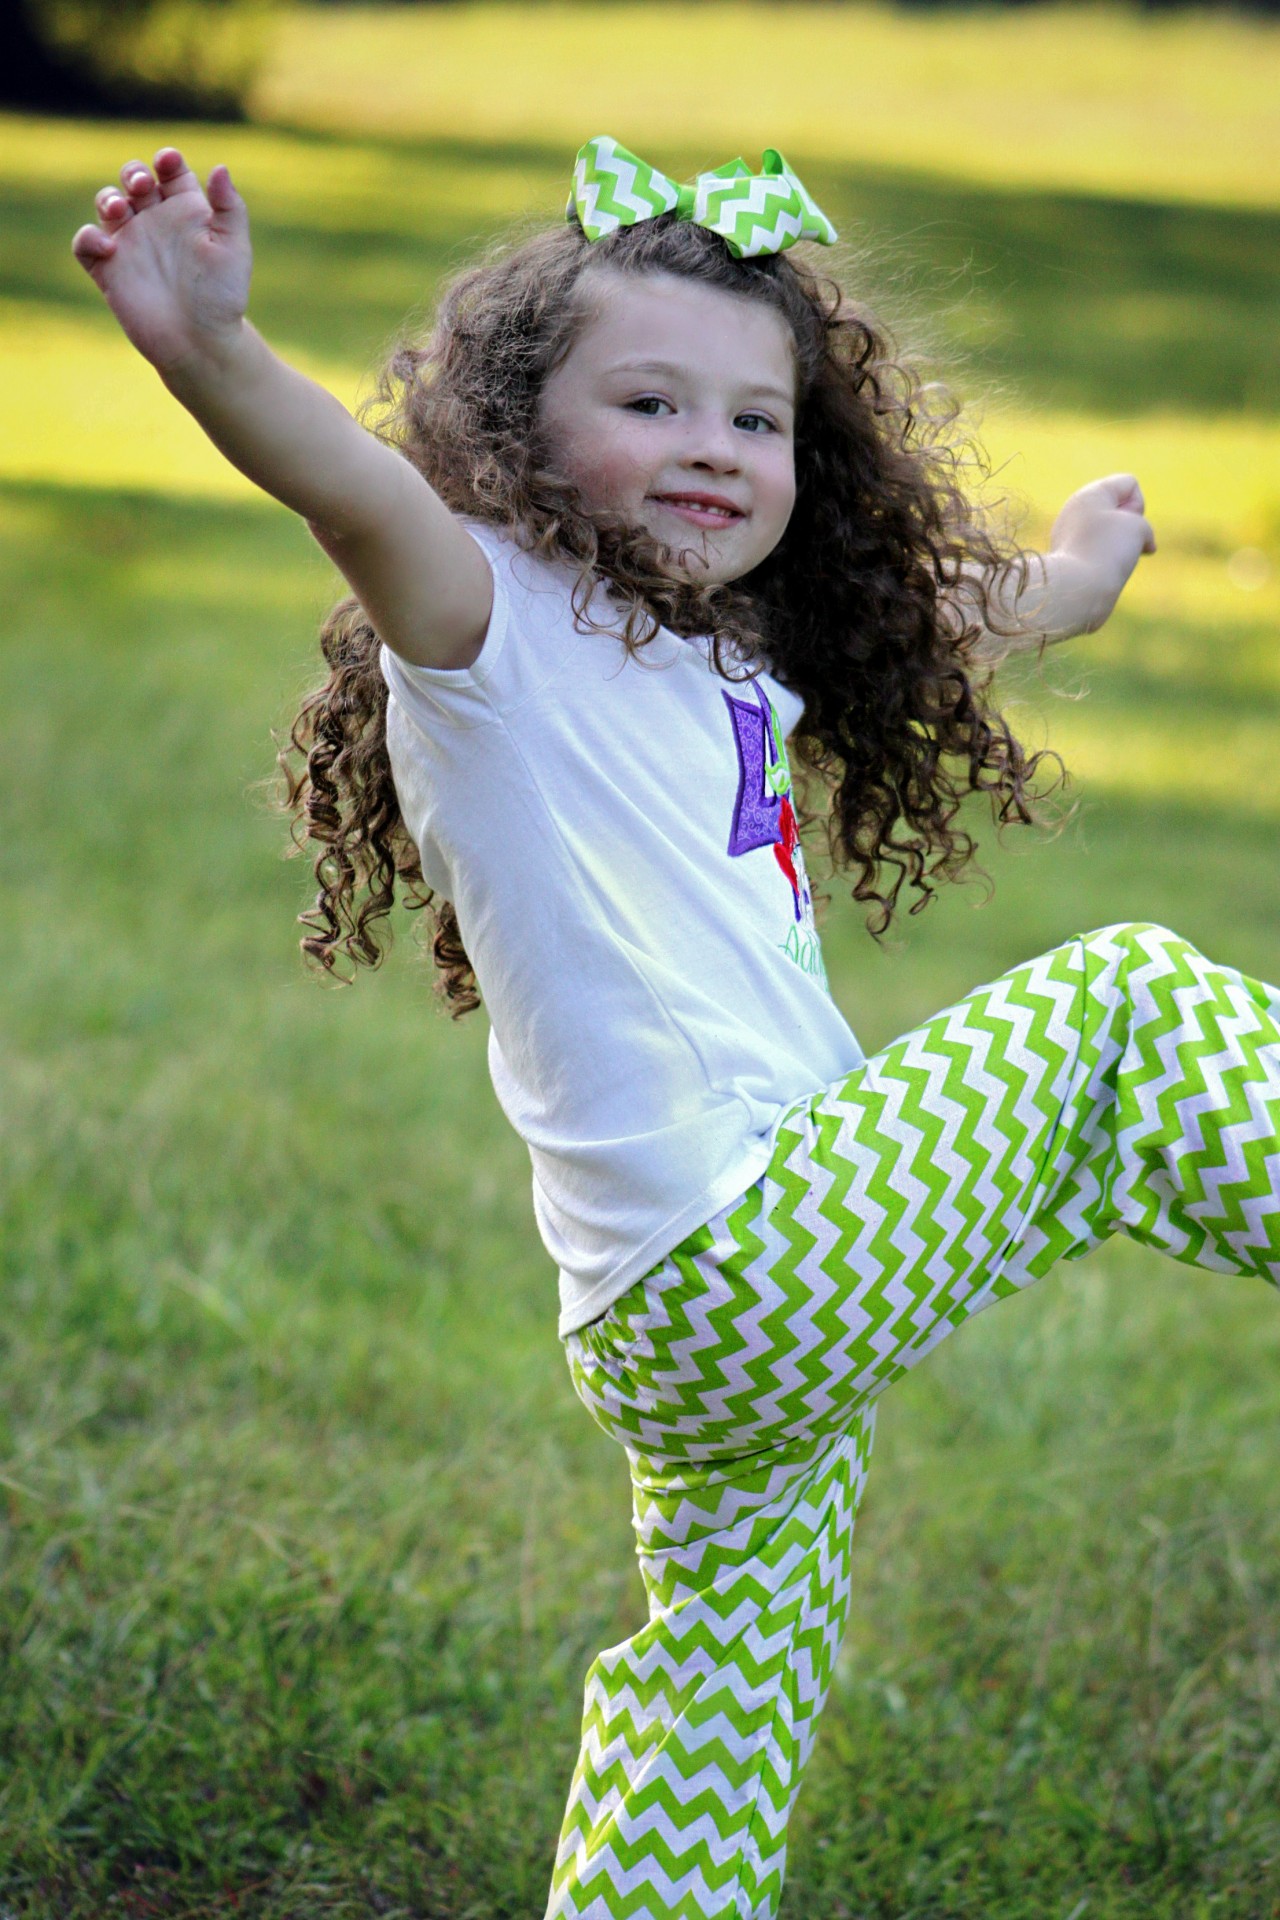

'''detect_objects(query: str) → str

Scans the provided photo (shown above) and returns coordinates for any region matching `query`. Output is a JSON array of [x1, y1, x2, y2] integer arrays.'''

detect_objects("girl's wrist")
[[1042, 547, 1110, 637], [157, 316, 255, 399]]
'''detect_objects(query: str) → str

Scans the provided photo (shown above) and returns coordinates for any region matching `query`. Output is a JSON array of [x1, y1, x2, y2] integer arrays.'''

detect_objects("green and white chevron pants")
[[548, 924, 1280, 1920]]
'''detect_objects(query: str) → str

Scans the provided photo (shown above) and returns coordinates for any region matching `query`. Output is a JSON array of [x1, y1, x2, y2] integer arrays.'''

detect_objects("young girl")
[[73, 138, 1278, 1919]]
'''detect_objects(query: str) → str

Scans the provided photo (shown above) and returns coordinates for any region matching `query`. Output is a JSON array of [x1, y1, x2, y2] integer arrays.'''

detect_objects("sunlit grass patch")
[[253, 2, 1280, 212], [0, 296, 359, 499]]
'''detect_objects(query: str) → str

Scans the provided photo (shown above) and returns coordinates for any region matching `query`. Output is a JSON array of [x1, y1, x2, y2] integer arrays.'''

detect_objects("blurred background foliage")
[[4, 0, 275, 118]]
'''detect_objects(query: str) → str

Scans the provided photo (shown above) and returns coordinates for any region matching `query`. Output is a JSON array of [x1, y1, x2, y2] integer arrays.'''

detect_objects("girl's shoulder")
[[379, 516, 601, 719]]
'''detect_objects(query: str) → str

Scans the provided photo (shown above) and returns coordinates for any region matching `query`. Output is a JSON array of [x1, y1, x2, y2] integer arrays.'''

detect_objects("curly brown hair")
[[276, 209, 1060, 1018]]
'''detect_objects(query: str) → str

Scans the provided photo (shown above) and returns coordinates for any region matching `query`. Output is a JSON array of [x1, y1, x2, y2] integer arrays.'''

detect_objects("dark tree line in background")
[[3, 0, 1276, 121], [3, 0, 272, 119]]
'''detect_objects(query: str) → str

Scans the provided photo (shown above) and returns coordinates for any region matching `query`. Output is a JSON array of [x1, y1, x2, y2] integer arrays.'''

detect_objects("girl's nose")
[[680, 413, 742, 473]]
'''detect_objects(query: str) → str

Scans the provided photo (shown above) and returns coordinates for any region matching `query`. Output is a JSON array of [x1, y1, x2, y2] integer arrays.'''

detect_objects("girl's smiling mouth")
[[651, 492, 746, 527]]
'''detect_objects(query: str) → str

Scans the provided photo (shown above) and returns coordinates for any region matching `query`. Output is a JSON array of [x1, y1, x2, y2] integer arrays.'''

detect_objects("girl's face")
[[535, 269, 798, 584]]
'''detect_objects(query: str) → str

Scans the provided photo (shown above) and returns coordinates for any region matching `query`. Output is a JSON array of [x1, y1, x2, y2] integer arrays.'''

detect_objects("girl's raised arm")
[[72, 147, 493, 672]]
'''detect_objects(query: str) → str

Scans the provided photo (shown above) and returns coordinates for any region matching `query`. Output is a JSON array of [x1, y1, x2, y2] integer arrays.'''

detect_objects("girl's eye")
[[736, 413, 776, 434], [626, 397, 670, 416]]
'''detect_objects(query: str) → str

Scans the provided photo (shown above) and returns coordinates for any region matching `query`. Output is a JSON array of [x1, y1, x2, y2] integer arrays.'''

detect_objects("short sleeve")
[[377, 522, 512, 730]]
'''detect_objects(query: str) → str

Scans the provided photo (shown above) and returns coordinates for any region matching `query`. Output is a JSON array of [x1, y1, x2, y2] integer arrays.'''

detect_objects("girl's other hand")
[[1048, 473, 1158, 631], [71, 148, 251, 376]]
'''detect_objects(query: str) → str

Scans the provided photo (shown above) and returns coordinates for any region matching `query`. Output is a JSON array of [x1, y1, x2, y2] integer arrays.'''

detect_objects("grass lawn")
[[2, 7, 1279, 1913]]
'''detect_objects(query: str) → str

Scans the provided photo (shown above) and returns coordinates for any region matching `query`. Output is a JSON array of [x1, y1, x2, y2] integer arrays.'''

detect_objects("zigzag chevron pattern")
[[569, 137, 680, 241], [567, 135, 837, 260], [692, 170, 836, 261], [550, 924, 1280, 1919]]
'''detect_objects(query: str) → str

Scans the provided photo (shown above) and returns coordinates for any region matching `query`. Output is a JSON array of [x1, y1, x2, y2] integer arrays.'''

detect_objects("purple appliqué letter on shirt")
[[724, 679, 782, 856]]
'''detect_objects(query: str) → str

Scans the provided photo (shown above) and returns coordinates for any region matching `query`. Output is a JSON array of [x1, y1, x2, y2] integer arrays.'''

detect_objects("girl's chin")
[[612, 509, 764, 584], [643, 513, 733, 556], [655, 545, 751, 590]]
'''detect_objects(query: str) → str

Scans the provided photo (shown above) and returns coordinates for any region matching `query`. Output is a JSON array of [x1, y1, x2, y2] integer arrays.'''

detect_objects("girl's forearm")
[[158, 320, 401, 537], [956, 550, 1102, 665]]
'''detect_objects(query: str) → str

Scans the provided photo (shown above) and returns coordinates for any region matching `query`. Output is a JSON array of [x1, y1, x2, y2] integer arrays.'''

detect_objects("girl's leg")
[[546, 1398, 876, 1919], [547, 922, 1280, 1920]]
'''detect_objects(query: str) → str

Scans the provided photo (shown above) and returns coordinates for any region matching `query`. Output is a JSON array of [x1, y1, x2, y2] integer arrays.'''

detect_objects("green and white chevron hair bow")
[[566, 134, 837, 261]]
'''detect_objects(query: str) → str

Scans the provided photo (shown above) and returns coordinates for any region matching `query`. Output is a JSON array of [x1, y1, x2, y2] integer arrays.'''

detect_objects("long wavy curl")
[[275, 211, 1062, 1018]]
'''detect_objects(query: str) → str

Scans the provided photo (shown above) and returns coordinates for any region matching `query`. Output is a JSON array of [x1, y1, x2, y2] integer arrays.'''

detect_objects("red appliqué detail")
[[772, 794, 801, 918]]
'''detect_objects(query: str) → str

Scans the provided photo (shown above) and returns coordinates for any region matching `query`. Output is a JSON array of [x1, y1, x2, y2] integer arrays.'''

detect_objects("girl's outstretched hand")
[[71, 148, 251, 376], [1048, 473, 1158, 632]]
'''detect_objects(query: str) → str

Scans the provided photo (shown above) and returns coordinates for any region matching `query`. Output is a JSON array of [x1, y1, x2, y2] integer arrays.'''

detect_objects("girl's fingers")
[[71, 223, 116, 269], [1116, 508, 1155, 556], [1106, 489, 1154, 553], [205, 164, 249, 241], [1082, 472, 1140, 511], [207, 163, 237, 207], [153, 146, 205, 200], [95, 185, 132, 227], [119, 158, 161, 210]]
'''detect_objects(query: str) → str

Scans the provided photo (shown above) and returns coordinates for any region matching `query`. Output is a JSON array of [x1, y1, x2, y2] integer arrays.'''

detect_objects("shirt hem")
[[555, 1131, 783, 1340]]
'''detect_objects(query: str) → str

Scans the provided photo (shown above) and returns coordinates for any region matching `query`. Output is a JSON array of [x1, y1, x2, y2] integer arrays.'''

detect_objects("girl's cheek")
[[580, 436, 651, 507]]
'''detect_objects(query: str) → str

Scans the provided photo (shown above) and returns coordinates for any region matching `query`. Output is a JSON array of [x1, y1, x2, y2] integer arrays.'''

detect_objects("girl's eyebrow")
[[604, 357, 795, 408]]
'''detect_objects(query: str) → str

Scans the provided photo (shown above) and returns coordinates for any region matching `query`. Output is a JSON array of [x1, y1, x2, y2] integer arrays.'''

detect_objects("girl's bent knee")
[[1080, 921, 1188, 967]]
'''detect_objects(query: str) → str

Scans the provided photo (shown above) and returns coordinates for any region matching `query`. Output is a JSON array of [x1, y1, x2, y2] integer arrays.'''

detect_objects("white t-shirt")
[[379, 520, 866, 1336]]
